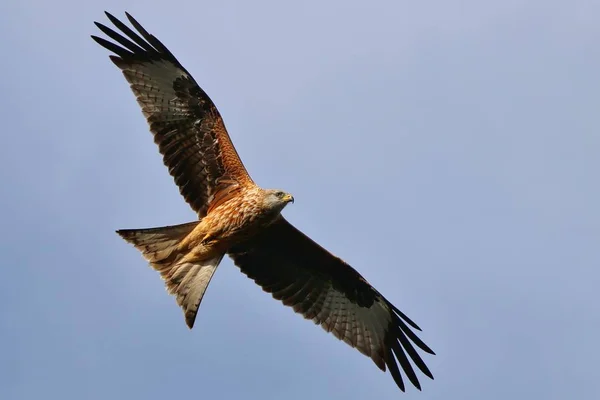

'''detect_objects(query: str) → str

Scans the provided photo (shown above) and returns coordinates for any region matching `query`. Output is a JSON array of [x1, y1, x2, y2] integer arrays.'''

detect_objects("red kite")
[[92, 12, 435, 392]]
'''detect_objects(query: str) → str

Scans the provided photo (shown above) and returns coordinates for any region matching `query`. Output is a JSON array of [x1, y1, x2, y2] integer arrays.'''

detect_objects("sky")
[[1, 0, 599, 399]]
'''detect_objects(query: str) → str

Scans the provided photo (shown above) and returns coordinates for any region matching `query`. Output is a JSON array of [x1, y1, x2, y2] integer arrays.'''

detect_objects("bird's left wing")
[[92, 12, 253, 217], [227, 217, 435, 392]]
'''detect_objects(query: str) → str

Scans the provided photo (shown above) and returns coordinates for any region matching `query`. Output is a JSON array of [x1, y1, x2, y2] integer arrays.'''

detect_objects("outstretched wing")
[[92, 12, 253, 217], [227, 218, 435, 392]]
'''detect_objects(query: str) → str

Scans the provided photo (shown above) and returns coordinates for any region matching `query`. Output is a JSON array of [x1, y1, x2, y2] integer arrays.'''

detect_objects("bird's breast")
[[202, 195, 279, 246]]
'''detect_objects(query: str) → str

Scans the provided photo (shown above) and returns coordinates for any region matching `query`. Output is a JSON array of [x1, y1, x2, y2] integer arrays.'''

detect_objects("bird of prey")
[[92, 12, 435, 392]]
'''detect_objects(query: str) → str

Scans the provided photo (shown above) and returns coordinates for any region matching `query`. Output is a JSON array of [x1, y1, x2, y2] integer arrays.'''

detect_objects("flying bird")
[[92, 12, 435, 392]]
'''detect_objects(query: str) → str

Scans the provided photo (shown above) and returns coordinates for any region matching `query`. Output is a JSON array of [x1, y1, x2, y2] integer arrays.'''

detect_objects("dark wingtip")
[[417, 355, 435, 380], [125, 12, 140, 28], [185, 311, 197, 329], [108, 55, 126, 67], [417, 341, 435, 356], [392, 341, 422, 390], [412, 378, 422, 391], [395, 307, 423, 331], [115, 229, 130, 239], [417, 339, 436, 355], [385, 352, 406, 392]]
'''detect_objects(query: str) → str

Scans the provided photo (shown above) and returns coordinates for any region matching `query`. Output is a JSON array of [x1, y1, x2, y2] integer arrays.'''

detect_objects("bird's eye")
[[276, 191, 285, 198]]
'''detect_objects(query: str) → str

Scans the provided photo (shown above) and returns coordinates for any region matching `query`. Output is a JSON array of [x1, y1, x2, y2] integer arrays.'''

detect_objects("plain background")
[[1, 0, 599, 399]]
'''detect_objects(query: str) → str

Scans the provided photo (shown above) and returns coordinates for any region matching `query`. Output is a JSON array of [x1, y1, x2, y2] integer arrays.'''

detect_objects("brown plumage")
[[93, 12, 435, 392]]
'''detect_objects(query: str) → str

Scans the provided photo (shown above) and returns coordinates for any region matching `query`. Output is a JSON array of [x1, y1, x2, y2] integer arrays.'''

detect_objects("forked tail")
[[117, 222, 224, 328]]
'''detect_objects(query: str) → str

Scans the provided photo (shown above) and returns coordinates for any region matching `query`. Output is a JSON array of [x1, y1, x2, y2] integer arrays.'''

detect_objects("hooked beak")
[[283, 193, 294, 204]]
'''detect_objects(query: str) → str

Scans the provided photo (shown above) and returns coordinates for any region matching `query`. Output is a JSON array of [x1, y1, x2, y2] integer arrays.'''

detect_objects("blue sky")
[[1, 0, 599, 399]]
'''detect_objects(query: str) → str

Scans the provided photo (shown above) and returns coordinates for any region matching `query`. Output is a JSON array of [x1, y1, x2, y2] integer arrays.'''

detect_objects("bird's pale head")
[[262, 189, 294, 213]]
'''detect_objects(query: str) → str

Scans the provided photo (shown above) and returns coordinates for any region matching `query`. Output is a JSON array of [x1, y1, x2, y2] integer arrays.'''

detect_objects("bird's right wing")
[[92, 12, 253, 217], [227, 217, 435, 392]]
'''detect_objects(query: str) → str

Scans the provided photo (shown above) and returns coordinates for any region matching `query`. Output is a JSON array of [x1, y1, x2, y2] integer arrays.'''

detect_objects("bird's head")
[[263, 189, 294, 213]]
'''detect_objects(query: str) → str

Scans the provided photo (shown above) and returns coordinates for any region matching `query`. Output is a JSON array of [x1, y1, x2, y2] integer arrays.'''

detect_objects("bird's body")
[[119, 185, 294, 328], [92, 12, 436, 393], [182, 187, 293, 254]]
